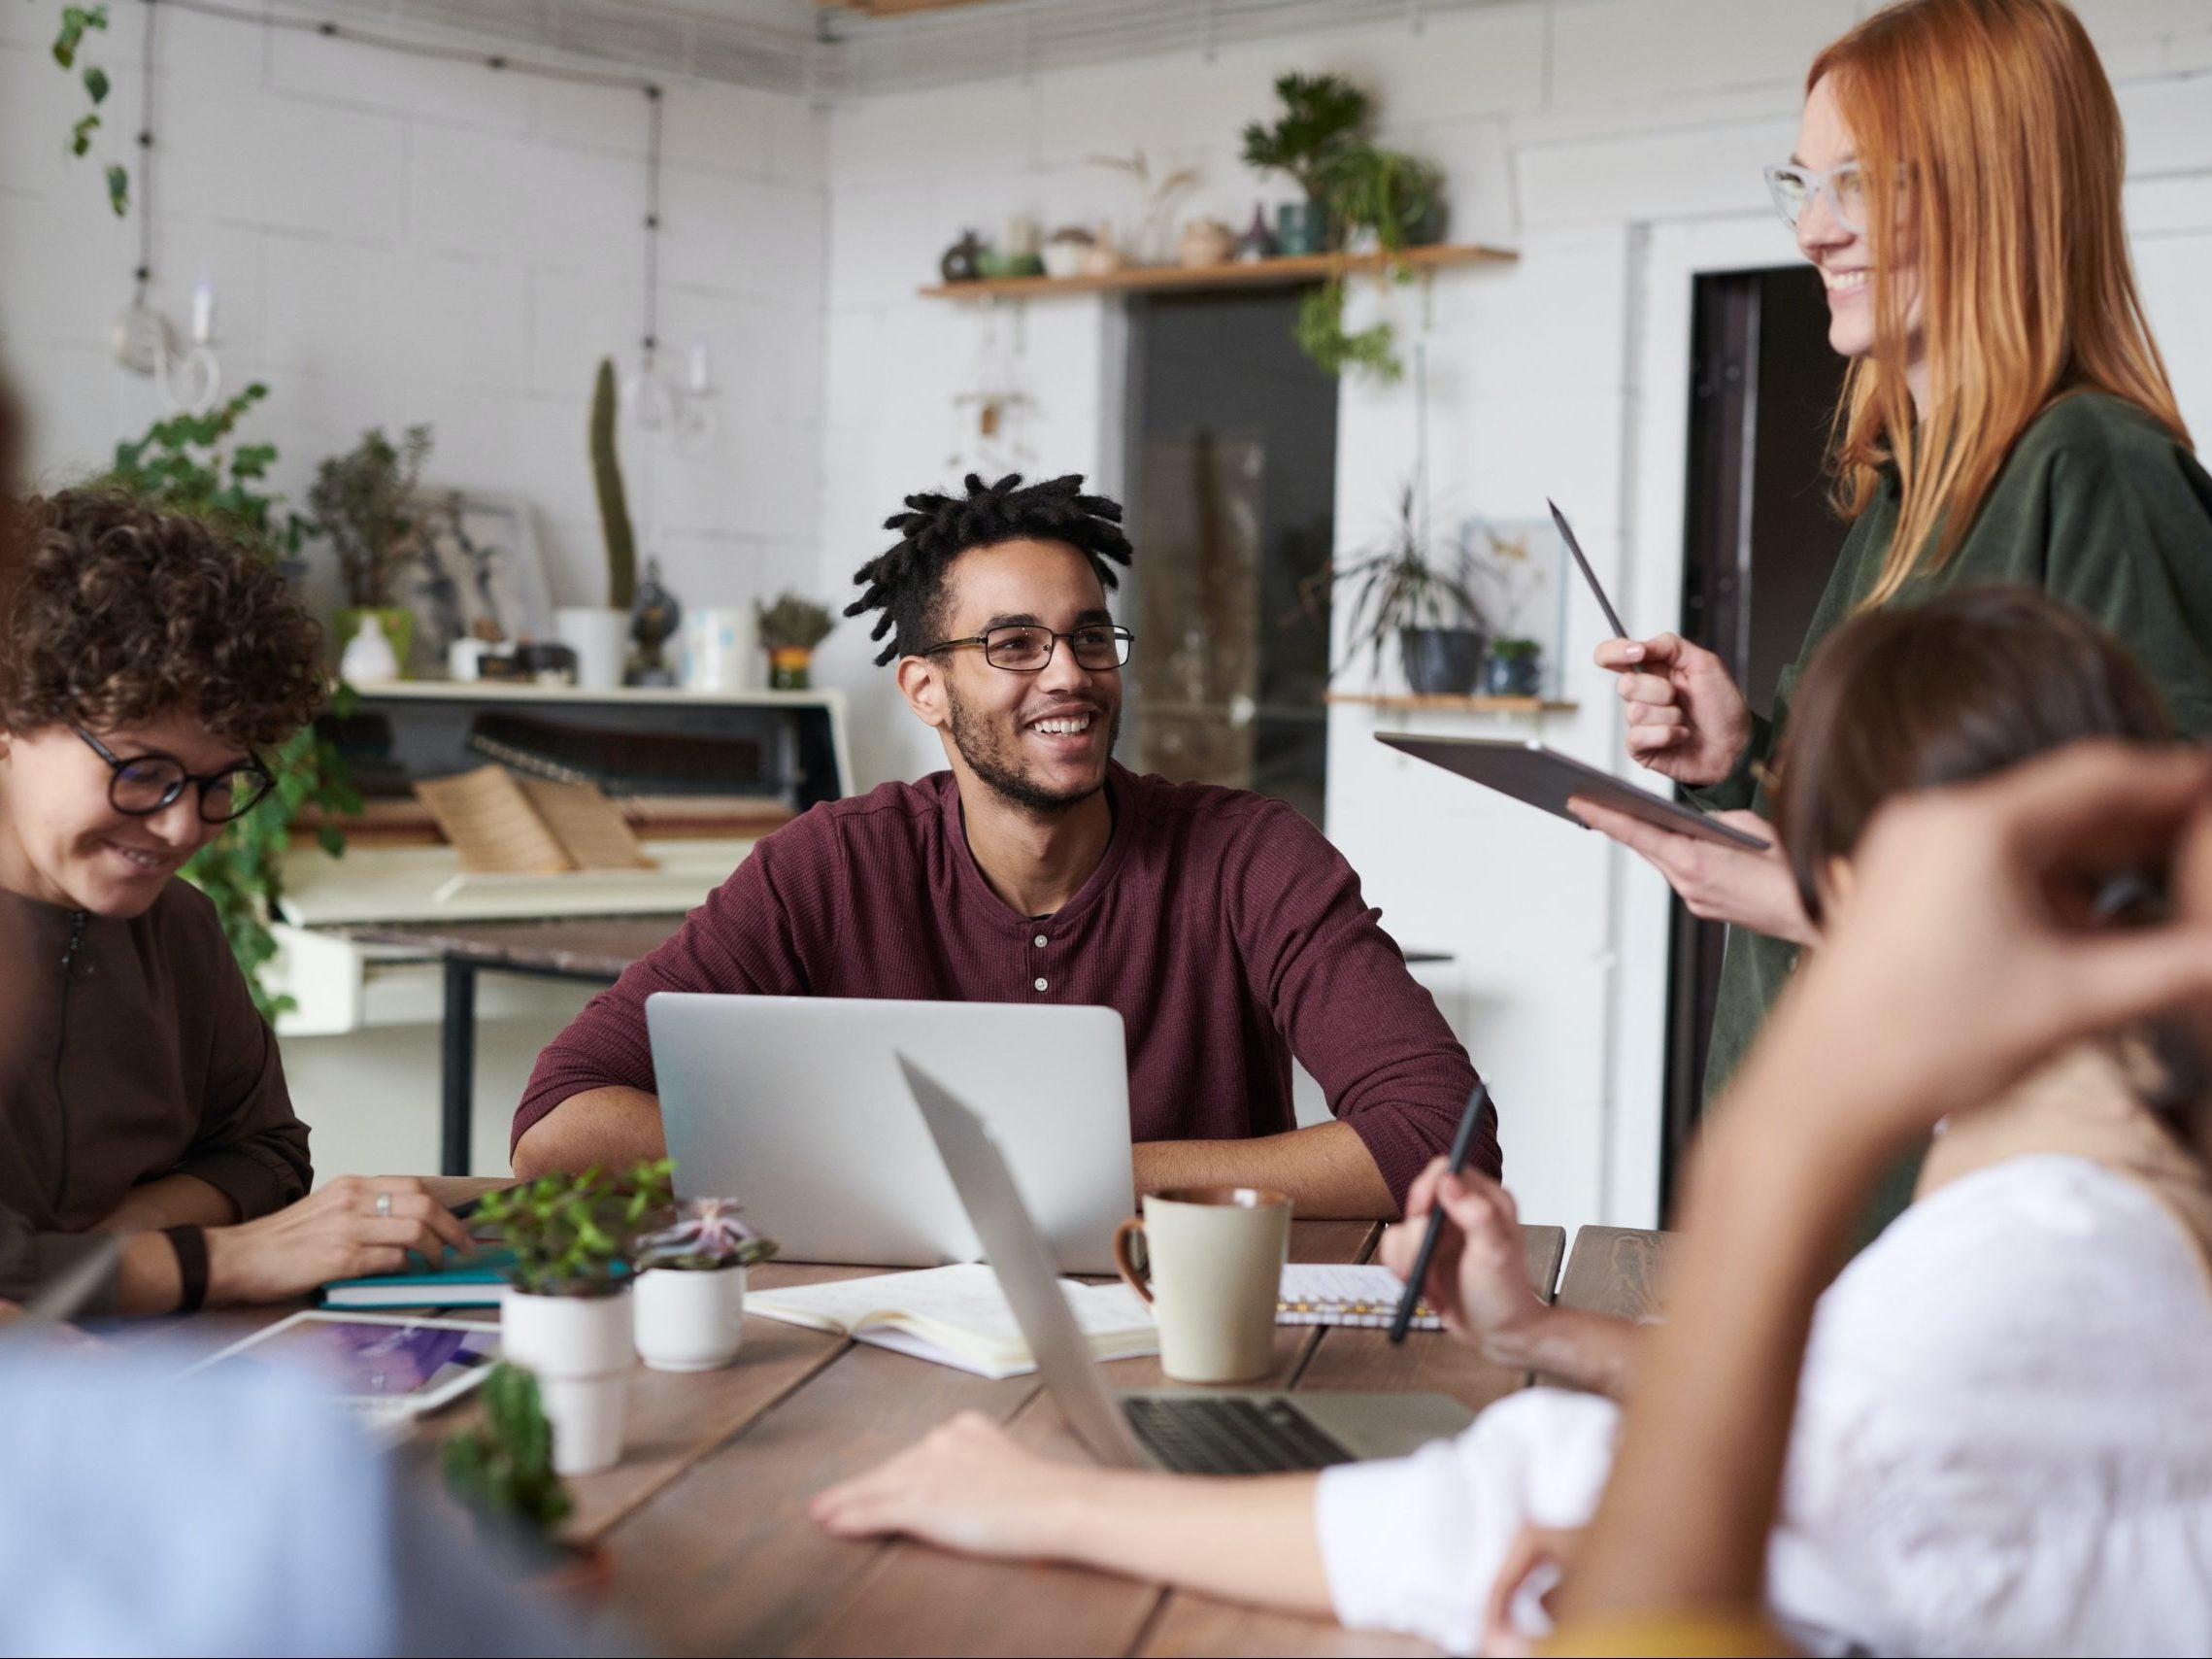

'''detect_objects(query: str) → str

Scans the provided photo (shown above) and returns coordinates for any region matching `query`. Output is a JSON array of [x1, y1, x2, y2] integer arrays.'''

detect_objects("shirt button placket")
[[1032, 930, 1049, 995]]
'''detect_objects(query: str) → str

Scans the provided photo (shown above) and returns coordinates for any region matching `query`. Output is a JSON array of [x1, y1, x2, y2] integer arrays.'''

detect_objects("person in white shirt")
[[812, 588, 2212, 1656]]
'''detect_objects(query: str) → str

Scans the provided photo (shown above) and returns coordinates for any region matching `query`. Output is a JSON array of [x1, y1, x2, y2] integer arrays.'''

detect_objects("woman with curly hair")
[[0, 489, 470, 1315]]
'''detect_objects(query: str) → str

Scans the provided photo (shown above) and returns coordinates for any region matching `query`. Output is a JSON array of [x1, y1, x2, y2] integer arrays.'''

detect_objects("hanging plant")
[[1295, 282, 1402, 384], [50, 4, 128, 216]]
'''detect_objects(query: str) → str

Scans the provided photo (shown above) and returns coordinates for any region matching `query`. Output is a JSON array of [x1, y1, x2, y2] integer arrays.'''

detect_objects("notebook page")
[[1278, 1263, 1443, 1329]]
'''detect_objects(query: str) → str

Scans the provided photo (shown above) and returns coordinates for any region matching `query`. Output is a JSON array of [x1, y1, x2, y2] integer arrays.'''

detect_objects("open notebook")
[[746, 1264, 1157, 1379]]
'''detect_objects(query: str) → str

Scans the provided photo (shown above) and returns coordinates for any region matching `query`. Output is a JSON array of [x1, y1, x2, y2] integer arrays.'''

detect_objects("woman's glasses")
[[75, 728, 276, 825], [1762, 161, 1866, 235], [921, 624, 1134, 673]]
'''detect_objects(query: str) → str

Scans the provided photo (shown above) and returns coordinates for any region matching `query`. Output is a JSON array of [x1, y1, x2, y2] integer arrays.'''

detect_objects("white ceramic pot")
[[500, 1287, 634, 1475], [633, 1265, 747, 1371], [555, 605, 630, 691]]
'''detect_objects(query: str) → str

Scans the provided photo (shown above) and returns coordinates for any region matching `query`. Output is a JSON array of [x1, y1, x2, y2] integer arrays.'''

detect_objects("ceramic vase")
[[334, 606, 411, 684], [555, 606, 630, 692], [633, 1266, 748, 1372], [1276, 198, 1329, 256], [500, 1287, 634, 1476], [681, 605, 758, 694]]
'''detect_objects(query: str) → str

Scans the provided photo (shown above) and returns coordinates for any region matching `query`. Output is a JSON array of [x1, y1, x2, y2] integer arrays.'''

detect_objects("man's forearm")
[[1134, 1121, 1397, 1219], [93, 1173, 238, 1234], [511, 1086, 667, 1178]]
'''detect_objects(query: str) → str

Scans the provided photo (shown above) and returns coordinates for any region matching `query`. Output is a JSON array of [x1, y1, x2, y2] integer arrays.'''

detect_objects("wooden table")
[[342, 917, 686, 1174], [151, 1204, 1664, 1655]]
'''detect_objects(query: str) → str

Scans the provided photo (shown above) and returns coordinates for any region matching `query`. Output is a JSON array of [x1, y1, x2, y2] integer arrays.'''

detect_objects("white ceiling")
[[309, 0, 1522, 97]]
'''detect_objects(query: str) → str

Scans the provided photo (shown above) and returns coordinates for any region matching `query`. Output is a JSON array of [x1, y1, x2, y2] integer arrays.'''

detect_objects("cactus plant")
[[442, 1363, 573, 1537], [589, 357, 638, 611]]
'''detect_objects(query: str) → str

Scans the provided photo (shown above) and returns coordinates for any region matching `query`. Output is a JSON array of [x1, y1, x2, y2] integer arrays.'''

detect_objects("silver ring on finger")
[[374, 1192, 393, 1219]]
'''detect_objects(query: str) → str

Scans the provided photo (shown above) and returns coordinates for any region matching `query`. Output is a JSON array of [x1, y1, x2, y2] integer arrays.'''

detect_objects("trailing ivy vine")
[[50, 3, 128, 215]]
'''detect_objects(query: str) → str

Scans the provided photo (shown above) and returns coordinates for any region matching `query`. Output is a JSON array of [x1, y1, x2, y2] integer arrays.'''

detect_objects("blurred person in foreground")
[[811, 589, 2212, 1655], [0, 489, 468, 1314]]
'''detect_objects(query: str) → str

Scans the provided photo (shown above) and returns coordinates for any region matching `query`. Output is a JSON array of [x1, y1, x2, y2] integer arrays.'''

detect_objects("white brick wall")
[[0, 6, 829, 617], [809, 0, 2212, 1231]]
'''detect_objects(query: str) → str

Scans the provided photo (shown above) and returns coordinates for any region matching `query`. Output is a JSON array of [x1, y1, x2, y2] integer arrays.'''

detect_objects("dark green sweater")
[[1694, 391, 2212, 1103]]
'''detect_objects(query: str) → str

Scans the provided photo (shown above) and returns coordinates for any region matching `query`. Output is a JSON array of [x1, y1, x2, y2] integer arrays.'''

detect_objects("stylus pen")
[[1389, 1080, 1493, 1345]]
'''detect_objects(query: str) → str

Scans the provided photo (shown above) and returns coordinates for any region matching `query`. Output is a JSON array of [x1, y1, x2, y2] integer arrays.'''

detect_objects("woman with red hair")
[[1575, 0, 2212, 1110]]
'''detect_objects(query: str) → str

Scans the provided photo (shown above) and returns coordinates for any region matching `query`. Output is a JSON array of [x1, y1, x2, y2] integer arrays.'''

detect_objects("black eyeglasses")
[[921, 624, 1134, 673], [75, 728, 276, 825]]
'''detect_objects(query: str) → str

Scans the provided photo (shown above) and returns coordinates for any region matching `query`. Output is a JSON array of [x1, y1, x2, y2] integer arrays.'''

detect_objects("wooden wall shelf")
[[1325, 693, 1578, 715], [920, 242, 1519, 301]]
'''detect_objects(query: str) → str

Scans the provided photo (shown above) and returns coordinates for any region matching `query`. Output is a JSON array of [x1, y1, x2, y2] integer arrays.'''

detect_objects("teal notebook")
[[319, 1249, 516, 1309]]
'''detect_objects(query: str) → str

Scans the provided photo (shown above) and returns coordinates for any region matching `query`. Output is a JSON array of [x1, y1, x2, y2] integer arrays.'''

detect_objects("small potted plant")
[[1309, 481, 1488, 695], [1240, 72, 1370, 255], [473, 1161, 671, 1476], [442, 1362, 617, 1597], [631, 1197, 779, 1372], [755, 592, 837, 690], [1469, 524, 1548, 698], [310, 424, 433, 680]]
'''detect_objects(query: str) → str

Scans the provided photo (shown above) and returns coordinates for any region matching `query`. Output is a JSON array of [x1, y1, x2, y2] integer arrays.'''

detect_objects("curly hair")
[[0, 489, 327, 751], [846, 472, 1133, 667]]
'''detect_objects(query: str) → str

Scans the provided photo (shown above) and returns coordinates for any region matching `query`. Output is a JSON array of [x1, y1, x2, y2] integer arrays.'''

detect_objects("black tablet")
[[1377, 733, 1771, 851]]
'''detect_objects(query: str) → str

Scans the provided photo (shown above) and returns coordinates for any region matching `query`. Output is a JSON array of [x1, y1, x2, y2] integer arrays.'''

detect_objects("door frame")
[[1604, 213, 1806, 1226]]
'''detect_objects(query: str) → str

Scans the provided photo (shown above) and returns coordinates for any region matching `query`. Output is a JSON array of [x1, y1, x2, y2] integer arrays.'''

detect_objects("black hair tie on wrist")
[[163, 1225, 209, 1313]]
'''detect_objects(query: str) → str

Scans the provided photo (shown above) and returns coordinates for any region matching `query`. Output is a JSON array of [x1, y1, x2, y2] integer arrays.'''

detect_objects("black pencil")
[[1389, 1080, 1492, 1345]]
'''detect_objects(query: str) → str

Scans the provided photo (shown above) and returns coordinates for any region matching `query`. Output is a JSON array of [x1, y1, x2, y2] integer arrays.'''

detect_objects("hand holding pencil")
[[1380, 1088, 1549, 1347]]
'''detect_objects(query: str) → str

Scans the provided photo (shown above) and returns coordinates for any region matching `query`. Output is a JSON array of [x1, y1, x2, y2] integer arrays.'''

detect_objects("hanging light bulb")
[[675, 335, 719, 455], [622, 339, 679, 435]]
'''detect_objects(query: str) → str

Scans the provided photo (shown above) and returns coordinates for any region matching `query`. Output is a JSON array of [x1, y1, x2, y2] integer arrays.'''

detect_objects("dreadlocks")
[[846, 472, 1133, 667]]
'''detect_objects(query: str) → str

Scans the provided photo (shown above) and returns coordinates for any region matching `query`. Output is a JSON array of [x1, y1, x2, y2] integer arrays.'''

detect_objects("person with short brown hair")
[[0, 489, 470, 1315]]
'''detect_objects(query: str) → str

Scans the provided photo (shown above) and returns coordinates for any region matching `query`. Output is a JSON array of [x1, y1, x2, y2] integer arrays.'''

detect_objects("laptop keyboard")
[[1122, 1394, 1357, 1475]]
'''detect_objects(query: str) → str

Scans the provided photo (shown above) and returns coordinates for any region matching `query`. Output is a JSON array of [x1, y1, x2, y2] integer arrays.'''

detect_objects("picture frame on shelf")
[[405, 491, 555, 675]]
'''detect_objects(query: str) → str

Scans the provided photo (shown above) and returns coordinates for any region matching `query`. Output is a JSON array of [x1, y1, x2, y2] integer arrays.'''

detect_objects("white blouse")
[[1315, 1155, 2212, 1656]]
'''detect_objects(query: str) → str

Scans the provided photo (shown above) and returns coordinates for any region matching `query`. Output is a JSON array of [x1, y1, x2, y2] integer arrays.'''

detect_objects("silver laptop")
[[901, 1054, 1476, 1475], [647, 994, 1133, 1272]]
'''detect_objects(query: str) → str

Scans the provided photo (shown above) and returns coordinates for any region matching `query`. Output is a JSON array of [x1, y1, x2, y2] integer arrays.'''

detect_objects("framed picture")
[[404, 491, 555, 673]]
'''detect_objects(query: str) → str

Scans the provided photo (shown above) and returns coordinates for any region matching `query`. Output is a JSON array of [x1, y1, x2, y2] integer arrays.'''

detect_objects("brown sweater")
[[0, 881, 312, 1310], [517, 763, 1494, 1206]]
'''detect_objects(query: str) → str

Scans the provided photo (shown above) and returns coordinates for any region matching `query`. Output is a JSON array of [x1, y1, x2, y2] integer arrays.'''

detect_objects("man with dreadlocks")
[[512, 473, 1493, 1216]]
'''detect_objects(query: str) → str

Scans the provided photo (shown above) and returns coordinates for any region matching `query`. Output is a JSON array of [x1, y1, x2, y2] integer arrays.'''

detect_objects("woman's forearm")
[[1556, 1052, 1894, 1619], [93, 1173, 238, 1234], [1040, 1468, 1334, 1616], [1484, 1305, 1645, 1401]]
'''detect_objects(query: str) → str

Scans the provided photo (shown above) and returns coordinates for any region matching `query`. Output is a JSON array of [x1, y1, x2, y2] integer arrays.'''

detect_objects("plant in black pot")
[[1468, 524, 1550, 697], [1240, 72, 1369, 256], [1309, 482, 1488, 695]]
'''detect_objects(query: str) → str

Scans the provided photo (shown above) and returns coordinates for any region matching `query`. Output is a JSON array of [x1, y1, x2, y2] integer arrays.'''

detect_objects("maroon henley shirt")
[[516, 762, 1497, 1206]]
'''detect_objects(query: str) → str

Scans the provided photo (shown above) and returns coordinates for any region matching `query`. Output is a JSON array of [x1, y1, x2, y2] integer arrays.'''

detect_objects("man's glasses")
[[75, 728, 276, 825], [922, 624, 1134, 673], [1762, 161, 1866, 235]]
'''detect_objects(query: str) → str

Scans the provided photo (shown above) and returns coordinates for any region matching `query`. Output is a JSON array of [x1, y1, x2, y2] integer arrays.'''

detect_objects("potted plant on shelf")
[[1240, 72, 1370, 255], [472, 1161, 672, 1476], [310, 424, 433, 681], [561, 357, 640, 690], [1295, 141, 1448, 382], [1309, 481, 1488, 696], [1469, 524, 1548, 698], [631, 1197, 779, 1372], [756, 592, 836, 690]]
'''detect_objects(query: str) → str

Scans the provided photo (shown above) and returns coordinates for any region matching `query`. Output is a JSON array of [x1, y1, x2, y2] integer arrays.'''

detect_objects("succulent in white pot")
[[474, 1162, 673, 1476], [632, 1197, 779, 1372]]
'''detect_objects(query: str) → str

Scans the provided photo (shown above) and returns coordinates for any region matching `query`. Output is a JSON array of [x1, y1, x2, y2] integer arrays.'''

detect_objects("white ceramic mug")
[[1114, 1187, 1290, 1384], [681, 605, 757, 694]]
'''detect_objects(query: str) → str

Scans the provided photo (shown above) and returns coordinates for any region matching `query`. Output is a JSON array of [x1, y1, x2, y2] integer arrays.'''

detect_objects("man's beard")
[[945, 683, 1122, 815]]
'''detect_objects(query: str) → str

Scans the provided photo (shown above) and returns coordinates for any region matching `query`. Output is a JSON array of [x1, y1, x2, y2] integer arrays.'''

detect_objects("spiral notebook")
[[1277, 1264, 1442, 1331]]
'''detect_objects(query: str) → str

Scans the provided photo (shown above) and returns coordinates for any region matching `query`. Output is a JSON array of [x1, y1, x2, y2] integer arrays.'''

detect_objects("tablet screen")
[[204, 1315, 500, 1403]]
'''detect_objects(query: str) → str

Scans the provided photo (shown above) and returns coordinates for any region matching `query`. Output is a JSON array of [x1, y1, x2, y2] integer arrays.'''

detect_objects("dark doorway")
[[1661, 264, 1852, 1208], [1122, 289, 1338, 825]]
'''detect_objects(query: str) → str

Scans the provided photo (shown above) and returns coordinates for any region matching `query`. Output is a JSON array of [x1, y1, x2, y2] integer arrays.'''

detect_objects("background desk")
[[141, 1218, 1663, 1655]]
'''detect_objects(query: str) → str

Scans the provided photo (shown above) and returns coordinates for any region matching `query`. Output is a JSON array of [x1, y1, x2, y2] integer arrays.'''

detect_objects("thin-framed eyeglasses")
[[921, 623, 1134, 673], [74, 727, 276, 825], [1763, 161, 1865, 235]]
